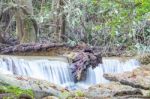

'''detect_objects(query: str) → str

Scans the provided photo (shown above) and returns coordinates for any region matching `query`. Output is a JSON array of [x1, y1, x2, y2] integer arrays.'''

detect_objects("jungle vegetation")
[[0, 0, 149, 54]]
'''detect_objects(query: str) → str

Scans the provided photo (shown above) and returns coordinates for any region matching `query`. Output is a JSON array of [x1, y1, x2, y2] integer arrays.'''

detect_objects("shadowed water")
[[0, 56, 140, 89]]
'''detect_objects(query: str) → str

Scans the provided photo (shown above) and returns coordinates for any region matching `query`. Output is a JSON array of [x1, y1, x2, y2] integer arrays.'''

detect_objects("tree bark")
[[0, 33, 3, 43], [15, 0, 36, 43], [51, 0, 66, 42]]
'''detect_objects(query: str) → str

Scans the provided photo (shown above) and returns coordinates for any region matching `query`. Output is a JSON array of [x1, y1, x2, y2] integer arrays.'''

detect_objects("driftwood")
[[71, 48, 102, 81], [0, 43, 69, 55], [0, 73, 68, 99], [0, 43, 129, 56], [0, 43, 97, 56]]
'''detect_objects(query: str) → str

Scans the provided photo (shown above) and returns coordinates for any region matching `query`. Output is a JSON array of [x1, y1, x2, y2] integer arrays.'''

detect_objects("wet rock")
[[42, 96, 88, 99], [115, 95, 150, 99], [104, 66, 150, 90], [42, 96, 59, 99], [0, 72, 68, 99], [84, 82, 143, 99], [73, 97, 88, 99], [0, 93, 15, 99], [0, 92, 33, 99]]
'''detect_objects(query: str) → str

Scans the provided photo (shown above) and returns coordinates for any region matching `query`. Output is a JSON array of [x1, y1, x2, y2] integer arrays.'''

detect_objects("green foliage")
[[60, 90, 85, 99], [0, 85, 34, 99], [136, 0, 150, 19], [60, 91, 71, 99], [0, 0, 150, 54], [75, 90, 84, 97], [64, 0, 150, 53]]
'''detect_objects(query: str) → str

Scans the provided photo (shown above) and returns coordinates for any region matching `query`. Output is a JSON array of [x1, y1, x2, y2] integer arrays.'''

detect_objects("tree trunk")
[[0, 33, 3, 43], [15, 0, 36, 43], [51, 0, 66, 42]]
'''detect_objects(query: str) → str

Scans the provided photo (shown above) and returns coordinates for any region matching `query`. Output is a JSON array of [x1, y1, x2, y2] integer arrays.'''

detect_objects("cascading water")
[[0, 56, 74, 87], [83, 59, 139, 84], [0, 56, 140, 89]]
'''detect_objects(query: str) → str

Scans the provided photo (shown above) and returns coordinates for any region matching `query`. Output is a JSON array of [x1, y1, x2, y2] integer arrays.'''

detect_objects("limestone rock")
[[73, 97, 88, 99], [84, 82, 143, 99], [42, 96, 59, 99], [104, 67, 150, 90], [0, 72, 68, 99]]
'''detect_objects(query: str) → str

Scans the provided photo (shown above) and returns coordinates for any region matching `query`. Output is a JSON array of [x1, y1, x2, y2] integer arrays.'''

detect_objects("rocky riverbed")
[[0, 47, 149, 99], [1, 62, 150, 99]]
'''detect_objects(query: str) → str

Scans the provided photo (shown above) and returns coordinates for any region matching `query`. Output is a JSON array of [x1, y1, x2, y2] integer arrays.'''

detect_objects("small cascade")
[[0, 56, 74, 87], [75, 58, 139, 88], [0, 56, 140, 89], [84, 59, 139, 84]]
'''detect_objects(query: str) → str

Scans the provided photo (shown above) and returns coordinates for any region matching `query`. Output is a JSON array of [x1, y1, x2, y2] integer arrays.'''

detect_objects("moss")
[[75, 90, 85, 97], [60, 91, 72, 99], [0, 85, 34, 99], [60, 90, 85, 99]]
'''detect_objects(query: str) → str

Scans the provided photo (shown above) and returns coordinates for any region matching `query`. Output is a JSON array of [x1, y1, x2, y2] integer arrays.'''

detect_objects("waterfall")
[[0, 56, 140, 89]]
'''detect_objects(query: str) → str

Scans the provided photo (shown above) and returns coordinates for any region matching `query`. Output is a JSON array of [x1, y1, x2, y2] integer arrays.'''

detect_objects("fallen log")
[[0, 43, 128, 56], [70, 49, 102, 81], [0, 43, 70, 55]]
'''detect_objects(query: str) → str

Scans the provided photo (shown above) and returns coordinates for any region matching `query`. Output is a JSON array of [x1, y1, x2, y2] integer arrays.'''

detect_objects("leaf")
[[146, 29, 150, 32]]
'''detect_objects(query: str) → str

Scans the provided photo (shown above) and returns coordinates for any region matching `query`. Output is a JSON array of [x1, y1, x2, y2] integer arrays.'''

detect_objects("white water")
[[0, 56, 140, 89]]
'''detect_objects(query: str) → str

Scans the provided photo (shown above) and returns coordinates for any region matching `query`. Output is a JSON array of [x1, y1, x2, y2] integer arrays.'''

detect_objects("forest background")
[[0, 0, 150, 55]]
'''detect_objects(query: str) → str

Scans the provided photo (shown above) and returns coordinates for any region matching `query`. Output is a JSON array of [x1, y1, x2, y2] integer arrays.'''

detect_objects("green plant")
[[0, 85, 34, 99], [75, 90, 84, 97], [60, 91, 71, 99]]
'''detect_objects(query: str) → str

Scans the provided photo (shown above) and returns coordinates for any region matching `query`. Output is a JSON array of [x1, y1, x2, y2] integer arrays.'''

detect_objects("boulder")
[[83, 82, 143, 99], [104, 66, 150, 90], [0, 72, 68, 99], [42, 96, 59, 99]]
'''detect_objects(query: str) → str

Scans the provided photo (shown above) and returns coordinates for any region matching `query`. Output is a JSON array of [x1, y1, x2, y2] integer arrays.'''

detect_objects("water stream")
[[0, 56, 140, 89]]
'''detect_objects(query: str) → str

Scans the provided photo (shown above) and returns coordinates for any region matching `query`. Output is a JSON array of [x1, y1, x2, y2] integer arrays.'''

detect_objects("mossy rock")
[[0, 86, 33, 99]]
